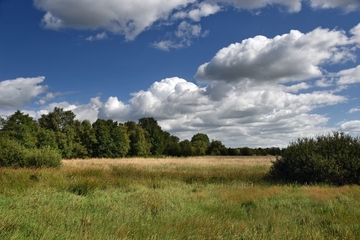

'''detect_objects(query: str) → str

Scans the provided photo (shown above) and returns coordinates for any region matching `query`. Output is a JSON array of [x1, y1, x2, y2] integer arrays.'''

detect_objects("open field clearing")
[[1, 156, 360, 239], [62, 156, 276, 168]]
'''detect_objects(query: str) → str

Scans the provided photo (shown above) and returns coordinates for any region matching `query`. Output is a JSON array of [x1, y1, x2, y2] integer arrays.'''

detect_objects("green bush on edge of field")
[[0, 136, 61, 168], [269, 132, 360, 185]]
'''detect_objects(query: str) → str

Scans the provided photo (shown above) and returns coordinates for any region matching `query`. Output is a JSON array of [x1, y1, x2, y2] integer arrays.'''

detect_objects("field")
[[1, 156, 360, 239]]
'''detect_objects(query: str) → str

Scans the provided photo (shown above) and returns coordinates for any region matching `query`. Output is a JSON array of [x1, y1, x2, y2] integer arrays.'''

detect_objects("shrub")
[[269, 132, 360, 185], [22, 147, 62, 168], [0, 136, 26, 167], [0, 136, 61, 168]]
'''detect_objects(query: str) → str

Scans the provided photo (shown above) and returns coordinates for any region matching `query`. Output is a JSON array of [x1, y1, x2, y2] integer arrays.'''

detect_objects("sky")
[[0, 0, 360, 148]]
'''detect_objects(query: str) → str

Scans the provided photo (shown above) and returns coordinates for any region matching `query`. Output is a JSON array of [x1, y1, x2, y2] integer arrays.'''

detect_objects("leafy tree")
[[1, 110, 39, 149], [207, 140, 227, 156], [125, 121, 151, 156], [240, 147, 253, 156], [77, 120, 98, 157], [191, 133, 210, 156], [163, 134, 181, 157], [138, 117, 165, 155], [111, 123, 130, 158], [38, 108, 76, 158], [179, 140, 193, 157], [93, 119, 129, 158]]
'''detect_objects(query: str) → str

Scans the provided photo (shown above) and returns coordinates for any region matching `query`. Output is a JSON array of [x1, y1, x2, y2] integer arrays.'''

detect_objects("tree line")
[[0, 108, 281, 159]]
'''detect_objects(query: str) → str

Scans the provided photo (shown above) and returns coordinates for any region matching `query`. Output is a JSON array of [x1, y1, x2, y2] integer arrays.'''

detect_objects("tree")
[[38, 108, 76, 158], [163, 134, 181, 157], [125, 121, 151, 156], [92, 119, 129, 158], [179, 140, 193, 157], [1, 110, 39, 149], [191, 133, 210, 156], [138, 117, 165, 155], [207, 140, 227, 156]]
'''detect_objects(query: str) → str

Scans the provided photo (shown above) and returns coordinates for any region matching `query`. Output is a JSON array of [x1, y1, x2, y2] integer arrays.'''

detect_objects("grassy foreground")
[[1, 156, 360, 239]]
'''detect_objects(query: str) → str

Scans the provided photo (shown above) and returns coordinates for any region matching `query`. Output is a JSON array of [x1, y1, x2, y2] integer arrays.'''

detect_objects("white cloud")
[[1, 73, 350, 147], [339, 120, 360, 133], [195, 25, 359, 84], [310, 0, 360, 12], [0, 76, 47, 108], [89, 77, 346, 147], [337, 65, 360, 85], [348, 108, 360, 114], [173, 2, 221, 21], [86, 32, 108, 41], [153, 21, 208, 50], [34, 0, 196, 40]]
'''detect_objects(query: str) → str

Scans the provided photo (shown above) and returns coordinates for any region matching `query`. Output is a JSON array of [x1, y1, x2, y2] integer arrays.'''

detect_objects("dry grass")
[[62, 156, 276, 169]]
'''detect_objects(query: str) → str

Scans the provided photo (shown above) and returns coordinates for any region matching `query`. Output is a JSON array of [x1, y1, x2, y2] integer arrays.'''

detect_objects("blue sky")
[[1, 0, 360, 148]]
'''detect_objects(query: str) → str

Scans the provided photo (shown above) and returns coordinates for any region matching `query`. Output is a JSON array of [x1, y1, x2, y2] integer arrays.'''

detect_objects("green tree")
[[138, 117, 165, 155], [163, 134, 181, 157], [207, 140, 227, 156], [93, 119, 129, 158], [191, 133, 210, 156], [125, 121, 151, 156], [1, 110, 39, 149], [38, 108, 76, 158], [179, 140, 193, 157]]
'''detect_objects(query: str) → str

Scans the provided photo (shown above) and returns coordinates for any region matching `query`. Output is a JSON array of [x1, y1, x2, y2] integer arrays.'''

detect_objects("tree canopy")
[[0, 108, 282, 160]]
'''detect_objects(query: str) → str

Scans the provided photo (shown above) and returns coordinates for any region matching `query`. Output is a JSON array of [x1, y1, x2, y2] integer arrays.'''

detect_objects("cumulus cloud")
[[37, 98, 101, 122], [88, 77, 346, 147], [195, 25, 359, 83], [86, 32, 108, 41], [0, 76, 47, 108], [153, 21, 208, 50]]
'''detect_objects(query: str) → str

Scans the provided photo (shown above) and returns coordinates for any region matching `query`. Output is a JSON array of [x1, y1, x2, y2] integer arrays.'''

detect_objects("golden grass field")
[[62, 155, 276, 169]]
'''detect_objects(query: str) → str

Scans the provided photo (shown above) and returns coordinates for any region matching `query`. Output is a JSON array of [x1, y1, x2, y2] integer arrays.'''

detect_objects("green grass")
[[1, 162, 360, 239]]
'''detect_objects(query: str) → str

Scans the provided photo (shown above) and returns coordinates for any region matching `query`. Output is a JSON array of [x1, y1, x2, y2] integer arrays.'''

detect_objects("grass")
[[1, 156, 360, 239]]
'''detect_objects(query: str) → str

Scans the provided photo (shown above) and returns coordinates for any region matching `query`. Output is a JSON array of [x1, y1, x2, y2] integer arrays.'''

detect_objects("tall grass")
[[1, 159, 360, 239]]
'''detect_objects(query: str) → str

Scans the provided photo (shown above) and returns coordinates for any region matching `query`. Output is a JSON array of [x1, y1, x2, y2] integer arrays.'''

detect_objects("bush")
[[22, 147, 62, 168], [0, 136, 26, 167], [0, 136, 61, 168], [269, 132, 360, 185]]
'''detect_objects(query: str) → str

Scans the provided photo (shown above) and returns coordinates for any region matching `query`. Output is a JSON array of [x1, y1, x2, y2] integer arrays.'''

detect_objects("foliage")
[[0, 136, 26, 167], [191, 133, 210, 156], [0, 109, 283, 163], [22, 147, 62, 168], [138, 117, 165, 155], [92, 119, 130, 158], [207, 140, 228, 155], [270, 132, 360, 185], [0, 136, 61, 168], [125, 121, 151, 156]]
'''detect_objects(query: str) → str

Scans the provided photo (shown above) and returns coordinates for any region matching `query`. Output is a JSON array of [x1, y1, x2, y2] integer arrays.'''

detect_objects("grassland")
[[1, 156, 360, 239]]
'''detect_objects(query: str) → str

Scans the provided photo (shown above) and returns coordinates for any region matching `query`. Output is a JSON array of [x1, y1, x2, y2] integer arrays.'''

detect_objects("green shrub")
[[22, 147, 62, 168], [0, 136, 26, 167], [269, 132, 360, 185], [0, 136, 61, 168]]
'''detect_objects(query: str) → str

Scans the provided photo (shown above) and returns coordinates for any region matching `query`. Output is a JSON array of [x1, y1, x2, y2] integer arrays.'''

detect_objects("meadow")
[[1, 156, 360, 239]]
